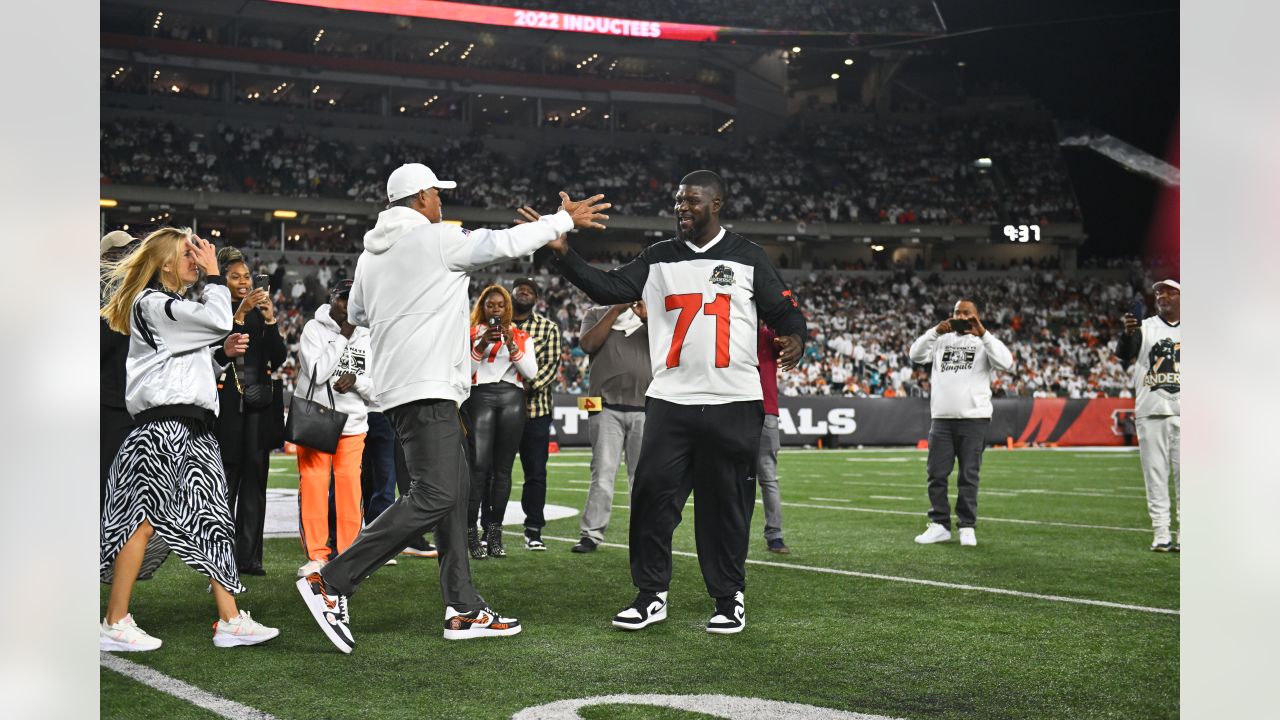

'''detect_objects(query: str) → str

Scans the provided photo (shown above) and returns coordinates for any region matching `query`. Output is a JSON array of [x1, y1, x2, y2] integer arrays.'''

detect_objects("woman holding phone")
[[463, 285, 536, 559], [99, 228, 279, 650], [214, 247, 285, 576]]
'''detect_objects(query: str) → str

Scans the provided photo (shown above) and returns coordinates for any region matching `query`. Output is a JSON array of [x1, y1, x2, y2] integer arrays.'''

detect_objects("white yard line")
[[100, 652, 277, 720], [833, 480, 1147, 500], [810, 497, 851, 503], [546, 486, 1149, 532], [528, 533, 1178, 616], [868, 495, 913, 501]]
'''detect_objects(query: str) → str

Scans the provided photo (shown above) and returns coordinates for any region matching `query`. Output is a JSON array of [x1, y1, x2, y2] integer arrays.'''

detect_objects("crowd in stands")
[[102, 115, 1079, 226], [246, 249, 1150, 401]]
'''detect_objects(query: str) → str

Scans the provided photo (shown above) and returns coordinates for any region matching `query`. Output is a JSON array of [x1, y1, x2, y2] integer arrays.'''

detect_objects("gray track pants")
[[580, 407, 645, 544], [757, 415, 784, 541]]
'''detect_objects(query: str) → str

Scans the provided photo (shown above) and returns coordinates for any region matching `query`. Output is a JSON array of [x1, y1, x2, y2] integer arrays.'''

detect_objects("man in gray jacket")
[[296, 163, 609, 652], [572, 301, 651, 553], [908, 299, 1014, 547]]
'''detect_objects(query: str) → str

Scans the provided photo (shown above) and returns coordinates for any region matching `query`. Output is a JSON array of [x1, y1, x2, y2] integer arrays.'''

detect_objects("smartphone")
[[254, 274, 270, 291], [1128, 298, 1145, 319], [950, 318, 972, 334], [487, 316, 500, 327]]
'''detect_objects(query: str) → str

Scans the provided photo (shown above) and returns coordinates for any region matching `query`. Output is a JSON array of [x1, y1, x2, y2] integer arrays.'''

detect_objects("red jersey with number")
[[553, 228, 806, 406]]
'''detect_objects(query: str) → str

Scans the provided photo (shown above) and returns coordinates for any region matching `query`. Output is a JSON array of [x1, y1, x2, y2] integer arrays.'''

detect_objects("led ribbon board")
[[268, 0, 735, 42]]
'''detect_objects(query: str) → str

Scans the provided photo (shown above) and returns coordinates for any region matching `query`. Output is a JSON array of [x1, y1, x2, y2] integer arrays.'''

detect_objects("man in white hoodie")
[[296, 162, 610, 652], [908, 299, 1014, 547]]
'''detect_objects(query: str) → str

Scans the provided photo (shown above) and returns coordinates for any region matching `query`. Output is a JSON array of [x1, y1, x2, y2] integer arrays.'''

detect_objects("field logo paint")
[[512, 693, 903, 720]]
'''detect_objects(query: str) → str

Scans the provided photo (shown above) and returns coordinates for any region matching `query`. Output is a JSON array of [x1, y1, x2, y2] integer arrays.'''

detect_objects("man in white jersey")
[[1118, 279, 1181, 552], [909, 299, 1014, 547], [546, 170, 807, 634]]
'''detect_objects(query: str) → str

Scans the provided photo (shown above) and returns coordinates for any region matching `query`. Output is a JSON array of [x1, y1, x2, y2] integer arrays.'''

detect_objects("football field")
[[100, 447, 1179, 719]]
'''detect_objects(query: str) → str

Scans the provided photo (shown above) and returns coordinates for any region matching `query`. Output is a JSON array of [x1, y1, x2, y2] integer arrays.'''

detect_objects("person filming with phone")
[[908, 299, 1014, 548]]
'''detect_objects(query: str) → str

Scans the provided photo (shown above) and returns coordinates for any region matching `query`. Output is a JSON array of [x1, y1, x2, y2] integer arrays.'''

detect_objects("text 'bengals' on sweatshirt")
[[909, 326, 1014, 420]]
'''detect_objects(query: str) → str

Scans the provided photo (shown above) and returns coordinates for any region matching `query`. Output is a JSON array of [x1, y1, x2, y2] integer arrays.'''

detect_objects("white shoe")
[[384, 557, 398, 566], [613, 591, 668, 631], [100, 613, 162, 652], [297, 558, 326, 579], [213, 610, 280, 648], [706, 591, 745, 635], [442, 606, 522, 640], [914, 523, 952, 544], [959, 528, 977, 547]]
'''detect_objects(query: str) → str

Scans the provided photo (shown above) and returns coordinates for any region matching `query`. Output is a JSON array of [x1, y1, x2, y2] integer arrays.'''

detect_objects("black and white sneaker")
[[295, 573, 354, 654], [442, 606, 522, 640], [706, 591, 745, 635], [612, 591, 668, 631], [524, 529, 546, 551]]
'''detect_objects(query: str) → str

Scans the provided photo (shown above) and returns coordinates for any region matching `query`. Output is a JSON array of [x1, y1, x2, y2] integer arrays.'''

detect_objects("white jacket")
[[125, 281, 233, 418], [348, 206, 574, 409], [297, 303, 374, 436], [470, 323, 537, 387], [909, 327, 1014, 419]]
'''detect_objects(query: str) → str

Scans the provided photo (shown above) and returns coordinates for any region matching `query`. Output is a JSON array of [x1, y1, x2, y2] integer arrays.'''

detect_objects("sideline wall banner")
[[548, 395, 1136, 447]]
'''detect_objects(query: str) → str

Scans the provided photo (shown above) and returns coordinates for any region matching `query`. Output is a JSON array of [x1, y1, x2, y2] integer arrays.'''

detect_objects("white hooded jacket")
[[297, 303, 374, 436], [348, 205, 574, 409]]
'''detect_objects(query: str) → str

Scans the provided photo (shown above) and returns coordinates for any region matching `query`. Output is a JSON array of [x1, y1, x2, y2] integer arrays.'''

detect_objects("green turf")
[[104, 448, 1178, 719]]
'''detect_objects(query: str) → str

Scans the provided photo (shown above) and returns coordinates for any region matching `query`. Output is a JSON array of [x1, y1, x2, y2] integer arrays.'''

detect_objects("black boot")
[[467, 527, 488, 560], [487, 523, 507, 558]]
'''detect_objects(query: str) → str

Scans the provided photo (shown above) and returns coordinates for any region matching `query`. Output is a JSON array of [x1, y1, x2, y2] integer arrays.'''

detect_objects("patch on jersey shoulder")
[[709, 264, 735, 287]]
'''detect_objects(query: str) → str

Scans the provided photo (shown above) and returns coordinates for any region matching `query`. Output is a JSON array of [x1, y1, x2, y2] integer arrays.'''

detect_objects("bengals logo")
[[709, 265, 735, 287], [1143, 338, 1180, 393]]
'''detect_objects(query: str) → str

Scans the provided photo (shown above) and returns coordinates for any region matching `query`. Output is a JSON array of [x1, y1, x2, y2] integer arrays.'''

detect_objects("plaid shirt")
[[513, 311, 561, 418]]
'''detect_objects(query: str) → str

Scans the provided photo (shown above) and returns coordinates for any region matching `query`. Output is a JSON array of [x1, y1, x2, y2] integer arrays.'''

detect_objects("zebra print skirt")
[[100, 417, 245, 594]]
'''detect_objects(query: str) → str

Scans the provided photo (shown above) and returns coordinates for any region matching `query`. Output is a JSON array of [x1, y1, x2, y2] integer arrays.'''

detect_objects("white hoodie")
[[909, 327, 1015, 419], [297, 303, 374, 436], [348, 205, 574, 409]]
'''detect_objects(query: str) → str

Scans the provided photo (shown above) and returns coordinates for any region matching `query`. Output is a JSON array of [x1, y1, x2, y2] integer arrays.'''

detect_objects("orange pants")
[[297, 433, 366, 562]]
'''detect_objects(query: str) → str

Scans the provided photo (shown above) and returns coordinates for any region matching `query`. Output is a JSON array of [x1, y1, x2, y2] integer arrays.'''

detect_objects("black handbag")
[[232, 356, 273, 411], [284, 364, 348, 454]]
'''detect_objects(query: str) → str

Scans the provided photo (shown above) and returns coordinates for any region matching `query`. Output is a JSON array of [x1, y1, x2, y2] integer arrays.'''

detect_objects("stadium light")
[[273, 210, 298, 219], [792, 46, 801, 53], [844, 58, 854, 66], [831, 73, 840, 80], [100, 199, 118, 208], [974, 157, 993, 169], [957, 61, 967, 67], [871, 244, 885, 252]]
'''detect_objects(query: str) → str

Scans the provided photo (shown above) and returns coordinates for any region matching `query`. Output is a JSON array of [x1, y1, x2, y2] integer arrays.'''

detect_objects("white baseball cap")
[[1151, 279, 1181, 292], [386, 163, 456, 202], [100, 230, 136, 257]]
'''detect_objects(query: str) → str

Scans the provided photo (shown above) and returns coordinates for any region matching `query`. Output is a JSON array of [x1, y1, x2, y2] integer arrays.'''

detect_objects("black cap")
[[511, 277, 540, 296], [330, 279, 354, 299]]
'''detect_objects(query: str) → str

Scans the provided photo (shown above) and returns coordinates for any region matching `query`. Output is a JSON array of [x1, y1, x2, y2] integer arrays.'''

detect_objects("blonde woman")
[[462, 285, 536, 559], [99, 228, 280, 651]]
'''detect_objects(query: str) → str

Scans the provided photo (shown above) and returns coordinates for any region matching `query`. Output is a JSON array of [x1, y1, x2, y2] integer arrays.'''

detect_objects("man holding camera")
[[909, 299, 1014, 547], [1117, 279, 1180, 552]]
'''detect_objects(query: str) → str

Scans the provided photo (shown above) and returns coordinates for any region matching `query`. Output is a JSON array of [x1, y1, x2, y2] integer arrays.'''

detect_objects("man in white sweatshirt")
[[296, 162, 610, 652], [908, 299, 1014, 547]]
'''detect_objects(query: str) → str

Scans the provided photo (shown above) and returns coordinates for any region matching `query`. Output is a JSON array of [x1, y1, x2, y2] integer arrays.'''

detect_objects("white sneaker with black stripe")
[[612, 591, 668, 631], [706, 591, 745, 634], [295, 573, 354, 654], [442, 606, 522, 640]]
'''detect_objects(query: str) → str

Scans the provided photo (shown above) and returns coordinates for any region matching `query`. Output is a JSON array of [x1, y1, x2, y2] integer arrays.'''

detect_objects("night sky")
[[936, 0, 1179, 260]]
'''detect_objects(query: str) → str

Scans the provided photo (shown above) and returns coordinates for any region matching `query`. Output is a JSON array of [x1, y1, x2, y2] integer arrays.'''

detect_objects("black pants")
[[361, 411, 398, 522], [518, 414, 553, 532], [222, 412, 270, 570], [630, 398, 763, 599], [320, 399, 484, 612], [101, 405, 134, 512], [464, 383, 526, 529], [925, 418, 990, 530]]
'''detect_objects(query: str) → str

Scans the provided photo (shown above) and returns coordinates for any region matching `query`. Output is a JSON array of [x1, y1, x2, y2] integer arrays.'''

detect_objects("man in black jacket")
[[100, 231, 137, 510]]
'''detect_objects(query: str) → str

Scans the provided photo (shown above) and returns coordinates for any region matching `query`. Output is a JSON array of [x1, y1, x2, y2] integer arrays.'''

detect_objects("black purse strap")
[[306, 363, 337, 407]]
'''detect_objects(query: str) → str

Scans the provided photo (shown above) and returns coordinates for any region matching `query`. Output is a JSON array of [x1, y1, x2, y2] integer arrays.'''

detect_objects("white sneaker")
[[914, 523, 952, 544], [706, 591, 746, 635], [613, 591, 668, 631], [442, 606, 522, 640], [213, 611, 280, 648], [384, 557, 398, 566], [100, 614, 162, 652], [959, 528, 977, 547], [297, 558, 326, 578]]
